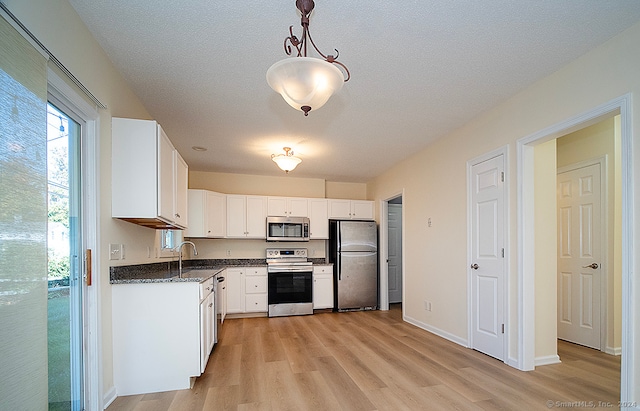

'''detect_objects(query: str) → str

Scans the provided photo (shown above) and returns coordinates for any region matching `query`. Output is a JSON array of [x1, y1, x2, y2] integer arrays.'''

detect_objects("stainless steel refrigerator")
[[329, 220, 378, 311]]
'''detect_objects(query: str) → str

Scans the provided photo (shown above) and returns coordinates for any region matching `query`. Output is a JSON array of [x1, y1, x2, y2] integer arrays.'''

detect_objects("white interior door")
[[470, 154, 505, 361], [388, 204, 403, 303], [557, 163, 601, 349]]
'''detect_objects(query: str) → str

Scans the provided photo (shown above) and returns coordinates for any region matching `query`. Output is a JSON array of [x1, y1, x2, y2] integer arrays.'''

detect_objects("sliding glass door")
[[47, 102, 84, 411]]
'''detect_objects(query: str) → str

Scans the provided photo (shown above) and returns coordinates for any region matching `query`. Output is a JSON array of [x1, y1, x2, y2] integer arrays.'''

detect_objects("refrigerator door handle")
[[337, 253, 341, 280]]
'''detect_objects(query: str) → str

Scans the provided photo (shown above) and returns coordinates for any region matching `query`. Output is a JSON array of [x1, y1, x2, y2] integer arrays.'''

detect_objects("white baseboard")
[[103, 386, 117, 410], [535, 354, 561, 366], [604, 346, 622, 356], [403, 315, 468, 347]]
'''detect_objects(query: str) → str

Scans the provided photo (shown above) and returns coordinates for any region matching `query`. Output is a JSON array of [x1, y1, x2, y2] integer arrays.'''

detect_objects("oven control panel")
[[266, 248, 308, 259]]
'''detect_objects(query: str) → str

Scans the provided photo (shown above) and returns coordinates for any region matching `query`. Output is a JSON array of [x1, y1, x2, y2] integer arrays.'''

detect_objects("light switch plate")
[[109, 243, 122, 260]]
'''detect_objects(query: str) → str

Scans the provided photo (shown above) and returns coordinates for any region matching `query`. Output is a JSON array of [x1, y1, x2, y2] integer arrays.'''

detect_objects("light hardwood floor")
[[107, 305, 621, 410]]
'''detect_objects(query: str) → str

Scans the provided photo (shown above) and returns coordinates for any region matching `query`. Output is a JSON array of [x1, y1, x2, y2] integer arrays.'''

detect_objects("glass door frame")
[[48, 69, 100, 411]]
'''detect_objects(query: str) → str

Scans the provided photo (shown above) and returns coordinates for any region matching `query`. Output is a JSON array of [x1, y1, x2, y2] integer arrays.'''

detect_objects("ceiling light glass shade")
[[267, 57, 344, 115], [271, 147, 302, 173]]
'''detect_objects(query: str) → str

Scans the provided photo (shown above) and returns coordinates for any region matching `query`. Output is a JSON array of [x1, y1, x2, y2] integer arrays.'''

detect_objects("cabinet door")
[[308, 199, 329, 239], [173, 151, 188, 229], [351, 200, 374, 220], [157, 126, 175, 223], [111, 118, 158, 218], [245, 196, 267, 238], [206, 191, 226, 237], [313, 266, 334, 309], [267, 197, 288, 217], [288, 198, 309, 217], [185, 190, 205, 237], [225, 268, 245, 313], [200, 292, 213, 373], [328, 199, 351, 219], [217, 274, 227, 324], [226, 195, 247, 237]]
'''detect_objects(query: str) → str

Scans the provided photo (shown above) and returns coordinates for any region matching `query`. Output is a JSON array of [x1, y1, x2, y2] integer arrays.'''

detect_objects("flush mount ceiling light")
[[266, 0, 350, 116], [271, 147, 302, 173]]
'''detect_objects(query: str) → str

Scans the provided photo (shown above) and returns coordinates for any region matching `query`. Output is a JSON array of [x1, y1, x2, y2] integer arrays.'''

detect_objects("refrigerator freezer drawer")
[[336, 251, 378, 310]]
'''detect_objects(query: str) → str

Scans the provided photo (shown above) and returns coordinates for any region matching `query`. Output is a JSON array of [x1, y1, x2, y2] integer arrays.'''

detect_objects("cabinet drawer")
[[245, 276, 267, 294], [245, 294, 267, 312], [199, 278, 214, 301], [313, 265, 332, 274], [245, 267, 267, 276]]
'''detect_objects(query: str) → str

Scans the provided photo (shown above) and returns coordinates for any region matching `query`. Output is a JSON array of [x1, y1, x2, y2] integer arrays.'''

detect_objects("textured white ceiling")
[[68, 0, 640, 182]]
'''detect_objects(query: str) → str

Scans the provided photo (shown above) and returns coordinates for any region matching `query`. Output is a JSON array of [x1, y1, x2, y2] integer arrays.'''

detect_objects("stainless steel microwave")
[[266, 216, 310, 242]]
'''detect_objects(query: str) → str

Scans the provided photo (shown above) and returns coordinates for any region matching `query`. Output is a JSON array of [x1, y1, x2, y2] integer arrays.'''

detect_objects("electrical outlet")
[[226, 250, 231, 257], [109, 243, 121, 260], [424, 300, 432, 311]]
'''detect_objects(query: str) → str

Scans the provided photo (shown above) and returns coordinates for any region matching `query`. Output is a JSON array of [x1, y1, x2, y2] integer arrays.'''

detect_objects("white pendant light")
[[271, 147, 302, 173], [267, 57, 344, 116], [267, 0, 350, 116]]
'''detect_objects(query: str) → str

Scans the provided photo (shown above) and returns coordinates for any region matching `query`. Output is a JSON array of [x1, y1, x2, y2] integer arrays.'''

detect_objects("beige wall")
[[190, 170, 368, 200], [556, 116, 622, 353], [368, 20, 640, 391], [191, 239, 326, 260], [189, 170, 326, 197], [534, 140, 558, 361]]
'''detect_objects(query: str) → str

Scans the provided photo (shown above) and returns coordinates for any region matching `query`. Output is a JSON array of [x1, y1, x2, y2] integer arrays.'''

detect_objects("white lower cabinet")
[[224, 267, 268, 314], [112, 282, 201, 395], [225, 267, 245, 314], [217, 273, 227, 323], [313, 265, 334, 309], [199, 278, 216, 373], [245, 267, 268, 312]]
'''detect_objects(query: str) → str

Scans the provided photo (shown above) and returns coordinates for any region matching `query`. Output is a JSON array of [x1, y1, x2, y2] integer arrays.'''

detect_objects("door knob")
[[582, 263, 599, 269], [470, 263, 479, 270]]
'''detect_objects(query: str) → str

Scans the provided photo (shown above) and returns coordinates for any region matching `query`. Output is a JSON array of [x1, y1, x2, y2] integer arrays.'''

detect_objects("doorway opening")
[[379, 192, 404, 312], [517, 94, 632, 402], [387, 196, 403, 306], [555, 116, 621, 355]]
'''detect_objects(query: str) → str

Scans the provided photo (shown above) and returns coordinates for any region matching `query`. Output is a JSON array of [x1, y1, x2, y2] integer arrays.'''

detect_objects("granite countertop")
[[110, 258, 331, 284]]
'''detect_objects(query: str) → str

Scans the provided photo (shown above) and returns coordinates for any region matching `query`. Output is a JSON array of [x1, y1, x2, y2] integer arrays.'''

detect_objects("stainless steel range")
[[266, 248, 313, 317]]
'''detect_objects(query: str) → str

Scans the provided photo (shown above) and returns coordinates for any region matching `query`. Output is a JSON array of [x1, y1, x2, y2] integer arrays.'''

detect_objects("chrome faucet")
[[173, 241, 198, 278]]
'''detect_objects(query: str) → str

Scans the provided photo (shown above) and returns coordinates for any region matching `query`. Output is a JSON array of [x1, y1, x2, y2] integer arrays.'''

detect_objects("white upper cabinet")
[[174, 150, 189, 228], [112, 117, 188, 229], [226, 195, 267, 238], [308, 198, 329, 239], [185, 189, 226, 238], [327, 199, 374, 220], [267, 197, 308, 217]]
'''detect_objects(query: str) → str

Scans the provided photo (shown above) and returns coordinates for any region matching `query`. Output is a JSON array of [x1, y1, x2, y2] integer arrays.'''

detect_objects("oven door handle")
[[268, 267, 313, 273]]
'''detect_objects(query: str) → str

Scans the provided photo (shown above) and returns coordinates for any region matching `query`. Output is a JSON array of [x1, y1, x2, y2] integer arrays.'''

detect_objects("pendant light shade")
[[271, 147, 302, 173], [267, 0, 350, 116], [267, 57, 344, 115]]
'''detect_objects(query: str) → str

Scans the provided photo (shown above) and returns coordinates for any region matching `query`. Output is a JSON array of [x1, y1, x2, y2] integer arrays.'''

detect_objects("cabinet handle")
[[209, 303, 213, 308], [175, 213, 181, 218]]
